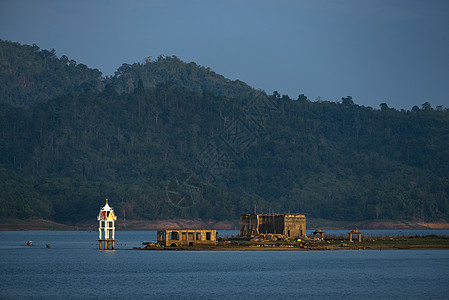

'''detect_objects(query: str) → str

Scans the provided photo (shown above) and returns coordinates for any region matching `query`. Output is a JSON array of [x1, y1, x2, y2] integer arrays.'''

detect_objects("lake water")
[[1, 230, 449, 299]]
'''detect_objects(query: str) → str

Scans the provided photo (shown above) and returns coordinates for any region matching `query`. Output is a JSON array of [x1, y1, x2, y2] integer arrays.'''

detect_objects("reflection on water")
[[1, 230, 449, 299]]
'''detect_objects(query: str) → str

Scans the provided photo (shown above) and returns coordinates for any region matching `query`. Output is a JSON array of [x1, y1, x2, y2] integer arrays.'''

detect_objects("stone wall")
[[240, 213, 306, 238]]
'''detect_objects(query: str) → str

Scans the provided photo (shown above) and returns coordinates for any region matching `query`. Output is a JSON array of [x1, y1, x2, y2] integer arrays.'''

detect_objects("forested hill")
[[0, 40, 103, 106], [1, 41, 449, 225], [0, 40, 253, 107], [111, 56, 253, 97]]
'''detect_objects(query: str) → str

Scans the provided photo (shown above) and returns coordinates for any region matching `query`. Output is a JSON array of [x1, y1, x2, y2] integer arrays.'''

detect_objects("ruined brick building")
[[240, 213, 306, 238], [157, 229, 217, 247]]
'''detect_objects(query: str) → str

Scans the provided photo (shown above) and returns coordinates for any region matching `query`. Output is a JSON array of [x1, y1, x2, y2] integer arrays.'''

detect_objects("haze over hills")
[[1, 40, 449, 225]]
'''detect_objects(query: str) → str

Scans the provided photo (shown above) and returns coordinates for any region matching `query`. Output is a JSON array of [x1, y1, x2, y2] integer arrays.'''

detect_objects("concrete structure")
[[157, 229, 217, 247], [312, 230, 324, 240], [349, 230, 362, 242], [97, 198, 117, 250], [240, 213, 306, 238]]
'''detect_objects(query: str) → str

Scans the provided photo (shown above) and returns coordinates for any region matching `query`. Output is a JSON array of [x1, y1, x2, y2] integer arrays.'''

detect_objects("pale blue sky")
[[1, 0, 448, 109]]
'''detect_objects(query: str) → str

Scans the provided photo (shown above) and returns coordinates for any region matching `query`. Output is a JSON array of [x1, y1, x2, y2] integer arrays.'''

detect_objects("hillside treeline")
[[0, 39, 251, 107], [0, 40, 448, 223]]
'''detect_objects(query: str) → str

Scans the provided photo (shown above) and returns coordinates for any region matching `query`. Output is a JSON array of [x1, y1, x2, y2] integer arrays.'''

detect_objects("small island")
[[132, 213, 449, 251]]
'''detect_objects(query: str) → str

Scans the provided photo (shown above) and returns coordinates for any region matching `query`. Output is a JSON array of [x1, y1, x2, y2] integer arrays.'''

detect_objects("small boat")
[[26, 241, 33, 246]]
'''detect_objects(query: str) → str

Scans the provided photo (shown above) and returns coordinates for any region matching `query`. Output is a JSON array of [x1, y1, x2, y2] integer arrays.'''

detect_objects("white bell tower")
[[97, 198, 117, 250]]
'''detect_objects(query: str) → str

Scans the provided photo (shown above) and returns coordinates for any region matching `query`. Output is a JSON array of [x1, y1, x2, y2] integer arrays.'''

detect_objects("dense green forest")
[[0, 40, 103, 106], [111, 55, 253, 97], [1, 40, 449, 224], [0, 39, 251, 107]]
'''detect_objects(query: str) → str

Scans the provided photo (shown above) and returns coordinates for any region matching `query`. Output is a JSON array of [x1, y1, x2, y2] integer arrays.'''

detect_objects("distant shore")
[[1, 217, 449, 231]]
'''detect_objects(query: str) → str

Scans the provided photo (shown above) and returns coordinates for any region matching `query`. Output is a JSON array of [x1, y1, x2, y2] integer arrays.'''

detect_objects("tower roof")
[[97, 198, 117, 221], [100, 198, 113, 212]]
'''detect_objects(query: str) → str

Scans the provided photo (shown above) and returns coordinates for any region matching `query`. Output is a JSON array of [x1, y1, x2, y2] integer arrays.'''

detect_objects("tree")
[[134, 79, 144, 94], [380, 103, 389, 111], [341, 96, 354, 106], [297, 94, 308, 102], [422, 102, 432, 111]]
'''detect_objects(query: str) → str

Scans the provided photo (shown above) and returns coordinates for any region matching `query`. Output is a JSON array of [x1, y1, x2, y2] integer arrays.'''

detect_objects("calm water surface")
[[1, 230, 448, 299]]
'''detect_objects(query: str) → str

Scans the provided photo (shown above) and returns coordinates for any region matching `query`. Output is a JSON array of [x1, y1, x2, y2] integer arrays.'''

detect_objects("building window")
[[206, 232, 211, 240], [170, 231, 179, 240]]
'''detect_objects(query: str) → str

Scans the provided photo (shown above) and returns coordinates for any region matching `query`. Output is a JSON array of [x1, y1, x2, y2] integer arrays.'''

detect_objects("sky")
[[1, 0, 448, 109]]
